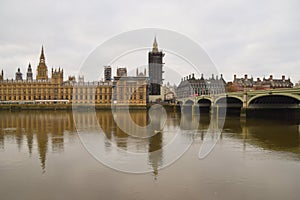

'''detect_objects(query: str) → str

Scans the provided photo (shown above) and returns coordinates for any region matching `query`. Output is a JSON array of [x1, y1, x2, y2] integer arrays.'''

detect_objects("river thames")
[[0, 110, 300, 200]]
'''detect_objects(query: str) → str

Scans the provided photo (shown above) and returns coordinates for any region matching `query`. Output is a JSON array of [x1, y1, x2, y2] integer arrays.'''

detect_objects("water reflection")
[[0, 110, 299, 174], [222, 116, 300, 155], [0, 111, 76, 172]]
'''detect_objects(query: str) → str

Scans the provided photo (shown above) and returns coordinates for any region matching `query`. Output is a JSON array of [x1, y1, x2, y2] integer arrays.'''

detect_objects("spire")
[[152, 36, 159, 52], [41, 46, 44, 58], [40, 45, 45, 63], [28, 62, 32, 72]]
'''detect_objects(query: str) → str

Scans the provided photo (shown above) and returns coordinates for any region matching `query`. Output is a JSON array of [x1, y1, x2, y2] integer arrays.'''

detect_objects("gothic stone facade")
[[0, 47, 147, 106]]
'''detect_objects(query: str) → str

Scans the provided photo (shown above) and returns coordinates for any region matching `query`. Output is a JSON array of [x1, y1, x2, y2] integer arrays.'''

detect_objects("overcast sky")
[[0, 0, 299, 85]]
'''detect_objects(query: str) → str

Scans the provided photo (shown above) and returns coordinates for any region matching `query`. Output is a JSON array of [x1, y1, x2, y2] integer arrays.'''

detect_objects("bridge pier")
[[240, 91, 248, 118], [192, 104, 200, 115], [240, 108, 247, 118]]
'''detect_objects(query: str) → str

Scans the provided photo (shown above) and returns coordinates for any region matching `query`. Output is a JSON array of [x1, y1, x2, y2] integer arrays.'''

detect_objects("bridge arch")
[[214, 95, 243, 106], [184, 99, 194, 105], [197, 98, 212, 105], [177, 101, 183, 106], [195, 96, 212, 102], [197, 98, 212, 113], [214, 96, 243, 116], [247, 93, 300, 107]]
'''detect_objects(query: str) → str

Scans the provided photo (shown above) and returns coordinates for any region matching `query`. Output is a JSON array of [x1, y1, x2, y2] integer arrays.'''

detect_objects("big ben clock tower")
[[148, 37, 164, 95]]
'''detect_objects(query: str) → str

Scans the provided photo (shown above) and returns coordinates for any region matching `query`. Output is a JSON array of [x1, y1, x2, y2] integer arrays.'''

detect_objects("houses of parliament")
[[0, 46, 149, 106]]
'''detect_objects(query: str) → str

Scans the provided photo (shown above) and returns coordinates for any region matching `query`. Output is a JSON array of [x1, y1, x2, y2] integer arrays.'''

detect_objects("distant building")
[[162, 83, 176, 103], [231, 74, 293, 92], [176, 73, 226, 98]]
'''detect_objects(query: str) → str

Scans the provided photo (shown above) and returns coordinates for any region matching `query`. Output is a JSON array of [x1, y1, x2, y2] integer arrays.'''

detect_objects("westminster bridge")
[[177, 88, 300, 117]]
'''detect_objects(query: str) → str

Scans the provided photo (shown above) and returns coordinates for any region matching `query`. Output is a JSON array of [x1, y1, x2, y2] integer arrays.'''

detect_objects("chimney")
[[192, 73, 194, 79], [234, 74, 236, 81], [282, 75, 285, 81], [244, 74, 248, 80]]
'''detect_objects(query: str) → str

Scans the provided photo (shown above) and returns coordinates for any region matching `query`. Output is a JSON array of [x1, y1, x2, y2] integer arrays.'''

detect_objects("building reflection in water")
[[0, 110, 299, 174], [0, 111, 76, 172], [96, 110, 164, 176]]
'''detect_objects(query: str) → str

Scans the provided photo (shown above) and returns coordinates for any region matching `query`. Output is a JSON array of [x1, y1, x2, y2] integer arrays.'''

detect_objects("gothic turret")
[[0, 70, 3, 81], [51, 67, 64, 84], [15, 68, 23, 81], [26, 63, 33, 81]]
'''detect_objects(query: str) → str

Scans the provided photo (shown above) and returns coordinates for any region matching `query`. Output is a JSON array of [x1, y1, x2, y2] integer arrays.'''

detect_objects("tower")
[[148, 37, 164, 95], [36, 46, 48, 81], [116, 67, 127, 77], [51, 67, 64, 84], [104, 66, 112, 81], [0, 70, 3, 81], [26, 63, 33, 81], [15, 68, 23, 81]]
